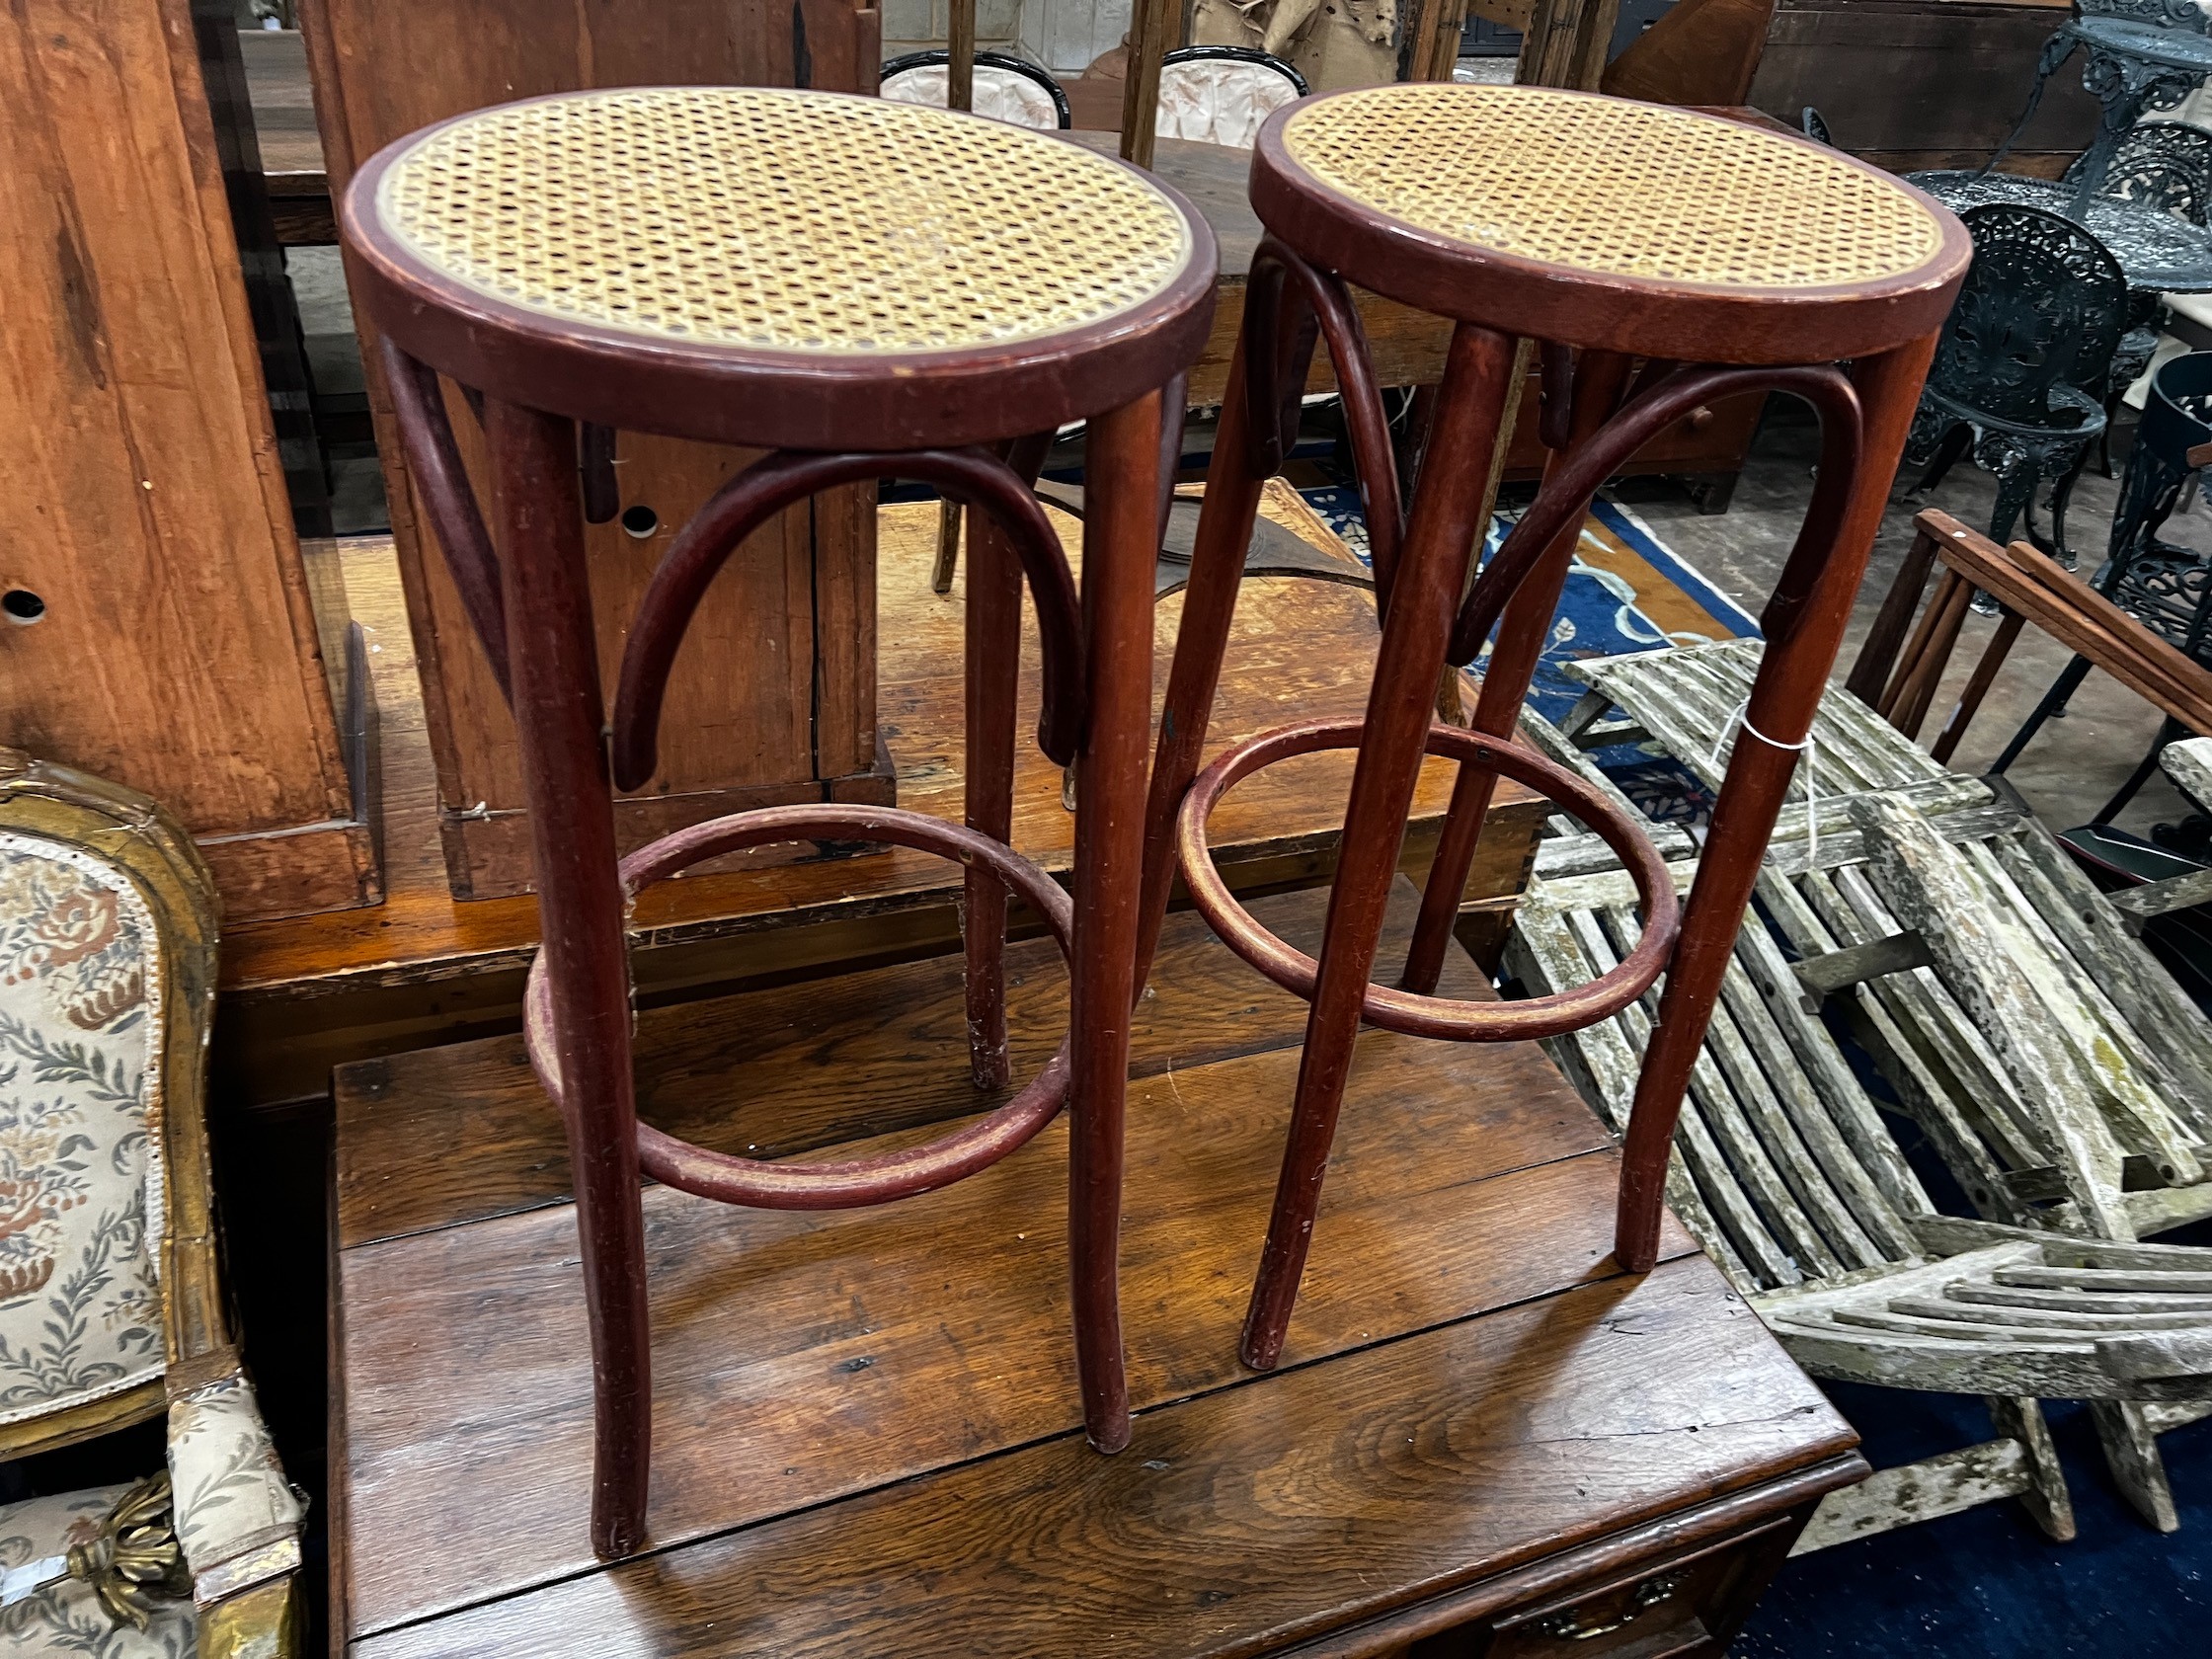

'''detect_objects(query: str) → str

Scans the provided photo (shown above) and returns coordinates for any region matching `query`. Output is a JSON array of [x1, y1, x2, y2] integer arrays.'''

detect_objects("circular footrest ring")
[[524, 805, 1074, 1210], [1175, 719, 1682, 1042]]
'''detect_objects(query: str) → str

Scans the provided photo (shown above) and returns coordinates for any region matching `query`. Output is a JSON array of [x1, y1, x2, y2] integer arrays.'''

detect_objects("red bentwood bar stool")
[[341, 87, 1216, 1557], [1139, 83, 1971, 1371]]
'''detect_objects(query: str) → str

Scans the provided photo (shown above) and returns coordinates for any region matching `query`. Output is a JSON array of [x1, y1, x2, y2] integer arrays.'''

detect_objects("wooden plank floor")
[[330, 882, 1858, 1655], [221, 493, 1546, 1103]]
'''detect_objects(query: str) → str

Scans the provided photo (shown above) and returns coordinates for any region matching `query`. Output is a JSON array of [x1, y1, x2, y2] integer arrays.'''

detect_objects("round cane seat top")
[[343, 88, 1218, 448], [1253, 83, 1969, 362]]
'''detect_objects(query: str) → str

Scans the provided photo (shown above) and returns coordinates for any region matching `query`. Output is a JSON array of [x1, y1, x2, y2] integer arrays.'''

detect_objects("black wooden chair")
[[1907, 202, 2128, 564]]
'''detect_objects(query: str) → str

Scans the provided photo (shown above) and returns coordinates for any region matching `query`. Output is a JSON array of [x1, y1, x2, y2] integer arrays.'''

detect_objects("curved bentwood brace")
[[381, 342, 1161, 1552], [1137, 236, 1925, 1370]]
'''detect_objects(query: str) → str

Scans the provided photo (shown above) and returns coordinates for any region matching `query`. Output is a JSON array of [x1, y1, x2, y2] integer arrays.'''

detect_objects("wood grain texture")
[[1602, 0, 1776, 106], [300, 0, 883, 900], [348, 1257, 1850, 1658], [0, 0, 370, 921], [332, 896, 1698, 1633], [336, 882, 1489, 1245], [1745, 0, 2098, 170]]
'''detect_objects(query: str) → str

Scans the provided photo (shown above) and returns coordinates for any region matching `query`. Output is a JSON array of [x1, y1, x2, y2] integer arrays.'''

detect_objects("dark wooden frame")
[[1142, 86, 1969, 1369]]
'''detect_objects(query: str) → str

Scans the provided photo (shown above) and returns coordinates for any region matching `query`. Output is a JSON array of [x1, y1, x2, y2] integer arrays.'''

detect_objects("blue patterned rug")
[[1298, 487, 1749, 829]]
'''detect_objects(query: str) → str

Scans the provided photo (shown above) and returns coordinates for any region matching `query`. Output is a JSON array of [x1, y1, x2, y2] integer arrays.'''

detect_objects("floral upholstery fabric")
[[0, 834, 164, 1428], [0, 1486, 194, 1658], [166, 1377, 302, 1603]]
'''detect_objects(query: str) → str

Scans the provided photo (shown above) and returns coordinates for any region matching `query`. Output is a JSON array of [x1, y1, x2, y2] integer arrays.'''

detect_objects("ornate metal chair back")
[[1935, 203, 2129, 424], [2083, 118, 2212, 223], [2078, 0, 2212, 34]]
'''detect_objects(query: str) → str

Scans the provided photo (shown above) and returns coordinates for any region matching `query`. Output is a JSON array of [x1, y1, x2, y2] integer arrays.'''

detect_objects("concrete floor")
[[1616, 405, 2202, 838]]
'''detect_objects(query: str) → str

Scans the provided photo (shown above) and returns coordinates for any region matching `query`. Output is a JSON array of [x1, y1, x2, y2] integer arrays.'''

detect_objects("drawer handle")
[[1530, 1568, 1690, 1641]]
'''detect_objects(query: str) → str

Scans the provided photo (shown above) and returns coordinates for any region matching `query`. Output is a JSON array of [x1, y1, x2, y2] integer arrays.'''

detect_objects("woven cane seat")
[[1251, 83, 1971, 363], [343, 88, 1218, 449]]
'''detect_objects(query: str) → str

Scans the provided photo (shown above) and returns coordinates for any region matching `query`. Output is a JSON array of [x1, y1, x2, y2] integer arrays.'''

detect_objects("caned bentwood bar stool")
[[1139, 84, 1971, 1371], [340, 87, 1216, 1559]]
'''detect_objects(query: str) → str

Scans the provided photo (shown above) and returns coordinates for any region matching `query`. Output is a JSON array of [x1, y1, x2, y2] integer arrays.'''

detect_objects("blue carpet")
[[1296, 484, 2212, 1656]]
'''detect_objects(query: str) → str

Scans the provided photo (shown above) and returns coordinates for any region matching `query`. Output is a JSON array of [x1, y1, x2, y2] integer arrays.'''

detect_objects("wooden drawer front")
[[1407, 1515, 1797, 1658]]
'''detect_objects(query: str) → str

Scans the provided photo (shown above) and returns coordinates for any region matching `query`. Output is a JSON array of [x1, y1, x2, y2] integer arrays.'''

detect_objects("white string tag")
[[1708, 695, 1819, 863]]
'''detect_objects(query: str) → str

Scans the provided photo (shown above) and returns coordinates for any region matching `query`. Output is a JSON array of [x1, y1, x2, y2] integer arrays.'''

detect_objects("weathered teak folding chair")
[[1558, 633, 2212, 1238], [1558, 631, 1992, 813], [1511, 793, 2212, 1544]]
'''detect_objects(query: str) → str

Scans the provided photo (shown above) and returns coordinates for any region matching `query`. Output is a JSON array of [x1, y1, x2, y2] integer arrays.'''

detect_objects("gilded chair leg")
[[1068, 392, 1163, 1452], [1616, 337, 1937, 1273], [1135, 340, 1268, 990], [1241, 325, 1520, 1371], [485, 399, 653, 1559], [1401, 353, 1633, 996]]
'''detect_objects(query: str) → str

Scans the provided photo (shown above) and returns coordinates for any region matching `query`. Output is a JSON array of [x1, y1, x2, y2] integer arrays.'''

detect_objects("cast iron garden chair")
[[1908, 203, 2128, 564]]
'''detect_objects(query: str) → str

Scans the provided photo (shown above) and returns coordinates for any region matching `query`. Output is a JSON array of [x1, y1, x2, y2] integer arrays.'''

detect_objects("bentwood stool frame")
[[340, 87, 1216, 1559], [1138, 84, 1972, 1371]]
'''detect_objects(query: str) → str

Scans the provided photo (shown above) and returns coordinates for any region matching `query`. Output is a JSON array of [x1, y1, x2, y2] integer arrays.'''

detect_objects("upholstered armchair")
[[0, 751, 302, 1656]]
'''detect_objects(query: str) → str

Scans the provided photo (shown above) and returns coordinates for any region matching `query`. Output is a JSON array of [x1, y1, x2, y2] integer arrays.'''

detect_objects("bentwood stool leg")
[[485, 397, 654, 1559], [1400, 351, 1634, 996], [1069, 392, 1166, 1449], [964, 432, 1056, 1090], [1136, 340, 1270, 988], [1616, 337, 1938, 1271], [1242, 325, 1520, 1370]]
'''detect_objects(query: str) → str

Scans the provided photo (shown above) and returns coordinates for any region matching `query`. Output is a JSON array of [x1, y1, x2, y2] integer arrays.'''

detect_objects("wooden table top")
[[330, 878, 1861, 1656]]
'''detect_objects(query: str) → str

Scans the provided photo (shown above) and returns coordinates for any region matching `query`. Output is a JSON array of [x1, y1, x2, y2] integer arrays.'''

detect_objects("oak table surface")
[[330, 880, 1862, 1656]]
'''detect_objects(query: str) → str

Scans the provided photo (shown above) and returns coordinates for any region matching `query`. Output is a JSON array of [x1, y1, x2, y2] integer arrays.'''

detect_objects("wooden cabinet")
[[1747, 0, 2099, 177], [299, 0, 893, 899], [0, 0, 375, 922]]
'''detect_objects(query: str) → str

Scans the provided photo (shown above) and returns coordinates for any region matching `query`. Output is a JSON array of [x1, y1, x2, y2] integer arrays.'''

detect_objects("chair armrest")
[[198, 1575, 303, 1659], [2161, 736, 2212, 815], [166, 1374, 306, 1608]]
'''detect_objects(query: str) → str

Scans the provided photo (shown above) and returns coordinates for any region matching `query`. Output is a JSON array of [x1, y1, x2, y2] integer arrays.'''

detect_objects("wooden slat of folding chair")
[[1852, 796, 2139, 1241], [1806, 863, 2053, 1176], [1959, 838, 2209, 1185], [1994, 829, 2212, 1140], [1563, 904, 1816, 1284], [1506, 886, 1763, 1291]]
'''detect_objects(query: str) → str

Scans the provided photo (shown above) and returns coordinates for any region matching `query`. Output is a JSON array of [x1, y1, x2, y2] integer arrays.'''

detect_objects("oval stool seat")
[[1251, 83, 1968, 363], [343, 86, 1217, 449]]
